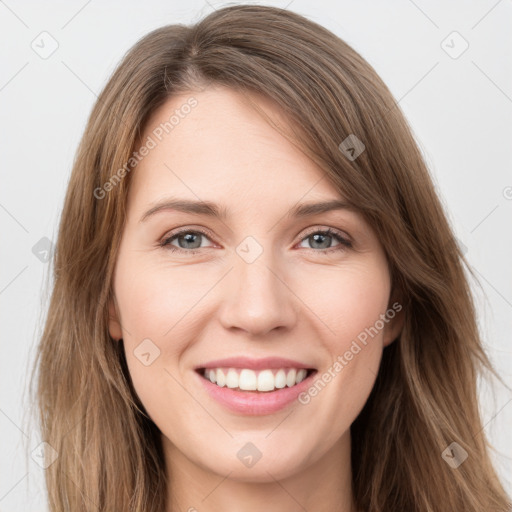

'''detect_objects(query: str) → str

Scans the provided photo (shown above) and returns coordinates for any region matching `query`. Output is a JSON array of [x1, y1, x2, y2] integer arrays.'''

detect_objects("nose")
[[217, 249, 298, 337]]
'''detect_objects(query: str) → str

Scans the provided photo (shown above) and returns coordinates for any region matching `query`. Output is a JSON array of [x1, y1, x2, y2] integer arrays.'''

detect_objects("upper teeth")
[[204, 368, 309, 392]]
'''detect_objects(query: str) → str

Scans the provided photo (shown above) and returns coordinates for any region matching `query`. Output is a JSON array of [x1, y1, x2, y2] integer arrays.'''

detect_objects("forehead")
[[127, 87, 343, 217]]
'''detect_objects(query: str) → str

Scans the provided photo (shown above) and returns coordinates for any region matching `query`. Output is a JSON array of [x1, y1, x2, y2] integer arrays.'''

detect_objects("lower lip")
[[195, 369, 317, 415]]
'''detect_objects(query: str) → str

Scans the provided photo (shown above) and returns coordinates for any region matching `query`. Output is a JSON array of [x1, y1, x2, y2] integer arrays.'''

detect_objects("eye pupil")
[[310, 233, 331, 249], [164, 228, 348, 255], [178, 232, 202, 249]]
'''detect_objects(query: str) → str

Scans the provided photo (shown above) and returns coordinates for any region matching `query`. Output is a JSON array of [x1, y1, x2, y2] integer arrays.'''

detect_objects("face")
[[108, 86, 403, 483]]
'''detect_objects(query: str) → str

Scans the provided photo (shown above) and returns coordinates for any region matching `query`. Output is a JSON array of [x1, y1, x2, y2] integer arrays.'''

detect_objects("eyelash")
[[159, 227, 352, 255]]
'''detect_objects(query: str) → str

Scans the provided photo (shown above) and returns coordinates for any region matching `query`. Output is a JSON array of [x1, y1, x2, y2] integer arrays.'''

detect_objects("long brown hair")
[[28, 4, 511, 511]]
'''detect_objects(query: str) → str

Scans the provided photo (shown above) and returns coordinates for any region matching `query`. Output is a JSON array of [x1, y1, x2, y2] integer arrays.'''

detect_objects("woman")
[[30, 4, 511, 511]]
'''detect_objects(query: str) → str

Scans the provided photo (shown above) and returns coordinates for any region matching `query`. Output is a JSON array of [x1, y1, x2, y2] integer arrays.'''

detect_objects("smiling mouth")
[[196, 367, 317, 393]]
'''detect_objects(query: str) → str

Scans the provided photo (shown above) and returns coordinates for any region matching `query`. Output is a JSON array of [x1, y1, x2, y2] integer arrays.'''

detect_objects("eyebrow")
[[139, 197, 354, 223]]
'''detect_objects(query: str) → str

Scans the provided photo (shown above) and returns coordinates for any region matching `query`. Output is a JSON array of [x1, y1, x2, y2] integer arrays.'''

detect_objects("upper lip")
[[195, 356, 316, 371]]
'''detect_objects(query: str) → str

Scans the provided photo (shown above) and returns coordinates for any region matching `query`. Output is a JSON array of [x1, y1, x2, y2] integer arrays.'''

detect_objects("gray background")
[[1, 0, 511, 509]]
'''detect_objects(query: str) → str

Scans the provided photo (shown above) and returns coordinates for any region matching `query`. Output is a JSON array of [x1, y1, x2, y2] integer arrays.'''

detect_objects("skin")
[[108, 86, 403, 512]]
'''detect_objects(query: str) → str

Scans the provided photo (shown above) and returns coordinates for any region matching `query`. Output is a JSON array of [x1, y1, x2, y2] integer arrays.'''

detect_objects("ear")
[[382, 303, 404, 347], [382, 286, 405, 347], [108, 296, 123, 341]]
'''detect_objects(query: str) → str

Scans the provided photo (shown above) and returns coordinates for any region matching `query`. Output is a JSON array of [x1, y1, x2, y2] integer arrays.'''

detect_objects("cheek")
[[112, 253, 201, 408], [295, 262, 390, 414], [115, 249, 391, 369], [114, 254, 206, 340], [112, 245, 392, 473], [298, 261, 391, 347], [115, 246, 390, 389]]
